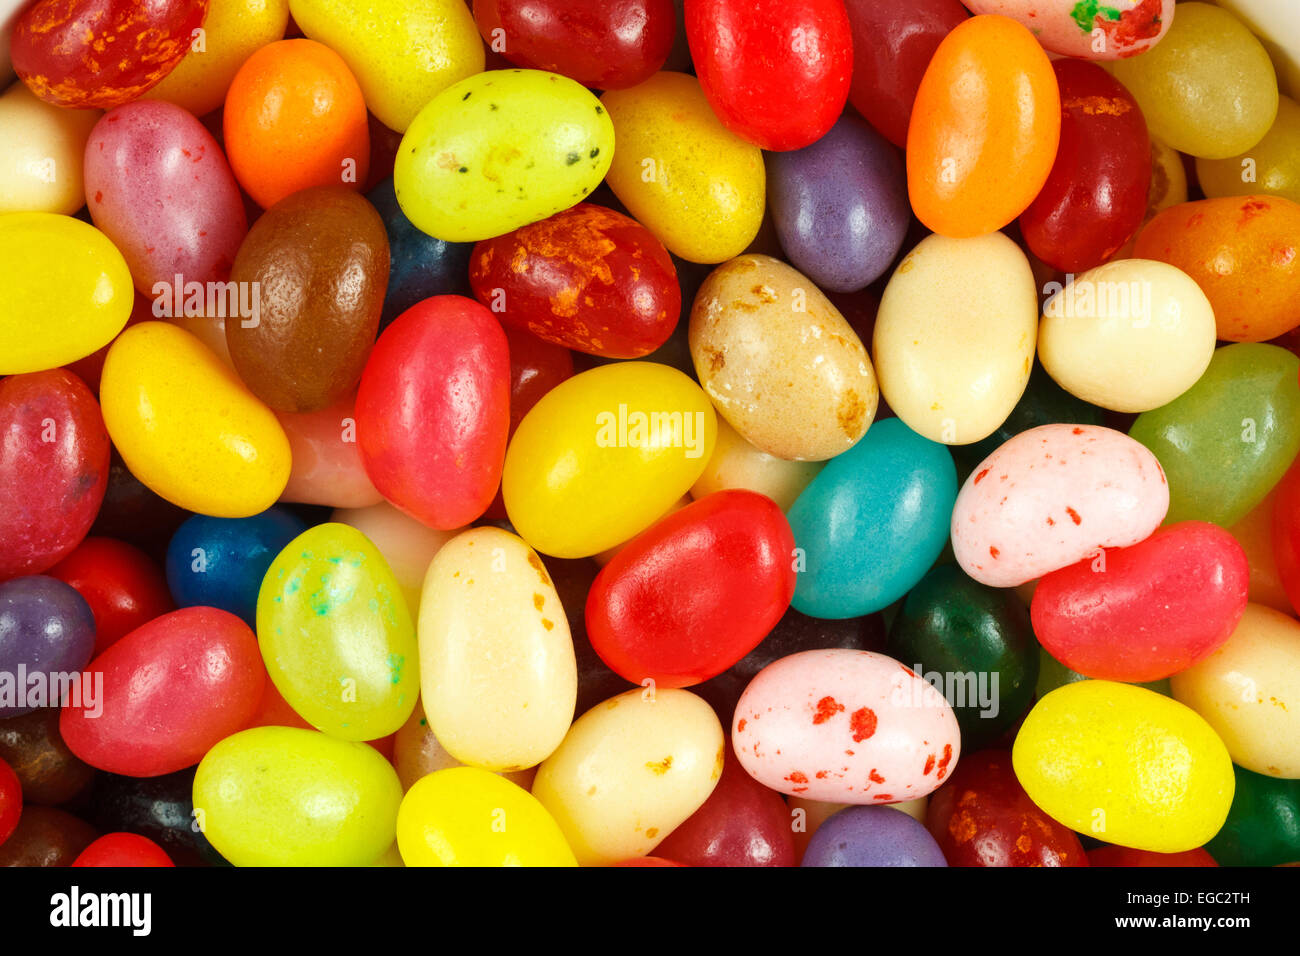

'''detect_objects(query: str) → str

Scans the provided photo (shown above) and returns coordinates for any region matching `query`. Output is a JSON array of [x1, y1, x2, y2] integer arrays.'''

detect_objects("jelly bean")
[[503, 361, 717, 558], [907, 15, 1060, 238], [587, 490, 795, 688], [72, 833, 175, 867], [1129, 344, 1300, 527], [470, 203, 680, 358], [788, 418, 958, 618], [875, 232, 1037, 445], [609, 856, 686, 867], [1270, 459, 1300, 615], [290, 0, 484, 132], [766, 115, 909, 294], [0, 370, 110, 580], [50, 537, 174, 656], [532, 688, 724, 865], [1111, 2, 1277, 160], [925, 750, 1087, 866], [1019, 60, 1150, 272], [0, 82, 99, 215], [397, 766, 575, 867], [395, 69, 613, 243], [88, 768, 226, 866], [1012, 681, 1234, 852], [733, 649, 962, 803], [1205, 765, 1300, 866], [0, 577, 96, 718], [258, 523, 418, 741], [0, 709, 96, 806], [1038, 260, 1215, 413], [392, 701, 534, 792], [887, 563, 1038, 747], [227, 187, 389, 412], [1146, 136, 1188, 219], [962, 0, 1171, 59], [802, 805, 947, 867], [1034, 647, 1171, 698], [331, 501, 458, 617], [223, 39, 370, 209], [418, 527, 576, 770], [89, 449, 191, 554], [1033, 522, 1250, 683], [193, 726, 402, 866], [650, 746, 796, 867], [356, 296, 510, 529], [1217, 0, 1300, 99], [277, 394, 384, 509], [684, 0, 852, 152], [0, 806, 97, 867], [61, 607, 264, 776], [246, 678, 313, 733], [100, 322, 292, 517], [844, 0, 969, 149], [166, 508, 305, 627], [474, 0, 675, 90], [689, 417, 823, 513], [1170, 603, 1300, 779], [366, 177, 474, 327], [1228, 487, 1292, 615], [0, 757, 19, 847], [690, 255, 876, 461], [952, 424, 1169, 588], [1133, 196, 1300, 342], [1087, 845, 1216, 867], [1196, 95, 1300, 205], [601, 72, 765, 264], [0, 213, 133, 374], [12, 0, 207, 109], [144, 0, 291, 118]]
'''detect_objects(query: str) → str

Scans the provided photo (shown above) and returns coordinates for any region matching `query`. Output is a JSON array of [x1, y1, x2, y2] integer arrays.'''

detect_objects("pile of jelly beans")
[[1, 0, 1299, 869]]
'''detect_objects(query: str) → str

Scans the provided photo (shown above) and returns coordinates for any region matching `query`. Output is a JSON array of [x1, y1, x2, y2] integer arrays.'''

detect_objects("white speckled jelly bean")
[[732, 649, 960, 805], [951, 423, 1169, 587]]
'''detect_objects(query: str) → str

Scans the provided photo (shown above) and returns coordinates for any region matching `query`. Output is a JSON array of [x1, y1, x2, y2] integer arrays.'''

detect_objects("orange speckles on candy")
[[737, 718, 746, 732], [532, 593, 545, 611], [989, 546, 1000, 559], [646, 756, 673, 775], [868, 768, 885, 784], [812, 696, 844, 725], [924, 754, 936, 775], [974, 468, 990, 484], [936, 743, 953, 781], [849, 707, 877, 742], [1065, 507, 1081, 525]]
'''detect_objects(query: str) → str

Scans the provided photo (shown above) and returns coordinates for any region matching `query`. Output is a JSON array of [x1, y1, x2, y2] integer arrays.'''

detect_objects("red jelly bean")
[[586, 490, 796, 687], [469, 203, 680, 359], [0, 756, 20, 847], [1271, 458, 1300, 615], [72, 832, 176, 867], [1031, 522, 1250, 683], [0, 369, 111, 582], [925, 750, 1089, 867], [1019, 59, 1152, 273], [60, 607, 266, 777], [48, 537, 175, 657], [1087, 845, 1218, 867], [356, 296, 511, 530]]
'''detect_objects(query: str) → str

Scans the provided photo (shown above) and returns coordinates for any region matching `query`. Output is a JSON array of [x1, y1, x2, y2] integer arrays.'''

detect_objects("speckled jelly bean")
[[962, 0, 1171, 59]]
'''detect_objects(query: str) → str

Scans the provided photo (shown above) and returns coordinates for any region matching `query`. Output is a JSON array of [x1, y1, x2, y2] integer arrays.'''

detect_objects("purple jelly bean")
[[802, 805, 949, 867], [0, 576, 96, 718]]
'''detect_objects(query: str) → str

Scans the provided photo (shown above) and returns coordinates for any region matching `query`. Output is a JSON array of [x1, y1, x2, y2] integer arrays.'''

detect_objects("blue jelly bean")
[[801, 806, 948, 867]]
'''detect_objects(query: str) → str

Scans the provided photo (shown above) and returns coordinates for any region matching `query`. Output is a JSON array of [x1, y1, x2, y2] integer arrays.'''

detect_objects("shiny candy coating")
[[802, 805, 947, 867], [0, 577, 96, 719]]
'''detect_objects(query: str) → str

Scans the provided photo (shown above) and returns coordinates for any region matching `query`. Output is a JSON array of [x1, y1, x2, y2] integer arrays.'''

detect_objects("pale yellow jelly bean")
[[601, 72, 765, 264], [419, 527, 577, 771], [502, 361, 717, 558], [1147, 136, 1190, 219], [690, 417, 824, 512], [1170, 603, 1300, 779], [289, 0, 484, 133], [1012, 680, 1234, 853], [873, 232, 1036, 445], [532, 688, 724, 865], [1196, 94, 1300, 205], [1, 212, 132, 374], [100, 322, 291, 517], [145, 0, 291, 118], [1038, 259, 1217, 413], [393, 700, 535, 792], [0, 82, 99, 215], [1217, 0, 1300, 98], [1227, 490, 1293, 614], [690, 254, 876, 461], [332, 500, 459, 616]]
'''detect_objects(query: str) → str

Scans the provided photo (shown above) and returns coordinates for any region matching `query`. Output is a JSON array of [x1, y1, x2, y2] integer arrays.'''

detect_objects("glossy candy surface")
[[802, 805, 947, 867], [72, 832, 175, 867], [51, 537, 174, 656], [0, 577, 96, 718], [962, 0, 1171, 59], [0, 83, 100, 215]]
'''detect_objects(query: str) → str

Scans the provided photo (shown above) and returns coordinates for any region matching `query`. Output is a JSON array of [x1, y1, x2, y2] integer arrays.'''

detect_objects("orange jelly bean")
[[906, 14, 1060, 239], [223, 38, 370, 209]]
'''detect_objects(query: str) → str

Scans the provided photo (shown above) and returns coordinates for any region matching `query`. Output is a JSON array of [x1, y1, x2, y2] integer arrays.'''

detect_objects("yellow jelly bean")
[[100, 322, 291, 517], [1111, 2, 1278, 160], [397, 766, 576, 867], [1171, 603, 1300, 779], [289, 0, 484, 133], [258, 522, 418, 741], [145, 0, 291, 118], [1, 212, 132, 374], [193, 726, 402, 866], [418, 527, 577, 771], [532, 688, 724, 865], [690, 417, 824, 512], [394, 69, 613, 242], [0, 83, 99, 215], [1012, 680, 1234, 853], [601, 72, 765, 264], [1196, 94, 1300, 205], [331, 500, 460, 617], [502, 361, 717, 558]]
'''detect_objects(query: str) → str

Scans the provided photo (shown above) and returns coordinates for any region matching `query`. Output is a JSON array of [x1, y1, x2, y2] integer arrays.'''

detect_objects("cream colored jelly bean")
[[689, 416, 824, 512], [332, 500, 460, 617], [0, 82, 98, 215]]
